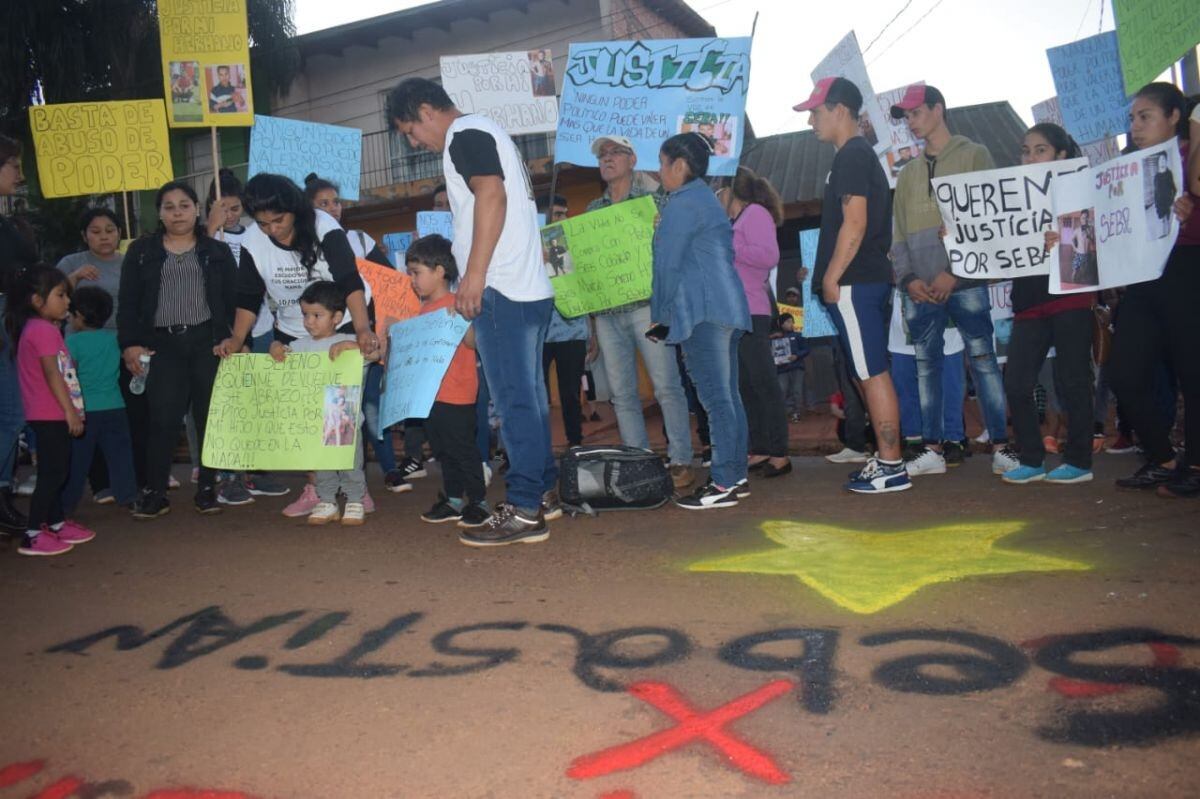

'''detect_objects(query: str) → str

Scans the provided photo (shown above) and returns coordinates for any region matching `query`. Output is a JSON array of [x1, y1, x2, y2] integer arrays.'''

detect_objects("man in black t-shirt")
[[795, 77, 910, 494]]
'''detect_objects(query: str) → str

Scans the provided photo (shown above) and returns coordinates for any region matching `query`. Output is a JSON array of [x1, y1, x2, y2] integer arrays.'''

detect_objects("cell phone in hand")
[[645, 323, 670, 342]]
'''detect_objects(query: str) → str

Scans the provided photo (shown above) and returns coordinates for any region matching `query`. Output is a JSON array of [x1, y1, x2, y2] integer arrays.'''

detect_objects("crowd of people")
[[0, 72, 1196, 554]]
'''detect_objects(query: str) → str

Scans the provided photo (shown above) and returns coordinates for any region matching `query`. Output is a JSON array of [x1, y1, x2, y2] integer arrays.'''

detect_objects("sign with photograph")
[[440, 50, 559, 134], [157, 0, 254, 127]]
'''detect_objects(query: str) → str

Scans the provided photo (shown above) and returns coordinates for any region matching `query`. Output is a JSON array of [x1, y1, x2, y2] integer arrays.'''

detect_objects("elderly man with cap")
[[586, 134, 695, 489], [795, 76, 911, 494], [888, 83, 1015, 479]]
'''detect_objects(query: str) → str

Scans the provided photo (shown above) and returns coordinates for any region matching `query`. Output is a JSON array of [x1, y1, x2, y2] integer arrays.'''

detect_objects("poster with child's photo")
[[676, 112, 738, 157], [206, 64, 248, 114], [1057, 209, 1099, 289], [527, 49, 556, 97], [169, 61, 203, 124], [1143, 151, 1177, 241], [323, 385, 360, 448], [541, 225, 574, 279]]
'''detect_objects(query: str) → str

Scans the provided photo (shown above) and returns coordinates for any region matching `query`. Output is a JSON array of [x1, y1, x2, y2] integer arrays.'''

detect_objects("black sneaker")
[[674, 481, 739, 510], [457, 502, 493, 529], [542, 487, 563, 521], [384, 469, 413, 493], [399, 458, 427, 480], [1156, 467, 1200, 499], [1116, 462, 1177, 490], [0, 488, 27, 534], [459, 503, 548, 547], [421, 494, 463, 524], [132, 489, 170, 520], [194, 485, 222, 514], [942, 440, 965, 467], [734, 479, 750, 499]]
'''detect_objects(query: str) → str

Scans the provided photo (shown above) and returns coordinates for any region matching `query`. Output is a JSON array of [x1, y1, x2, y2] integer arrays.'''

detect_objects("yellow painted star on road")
[[688, 520, 1090, 614]]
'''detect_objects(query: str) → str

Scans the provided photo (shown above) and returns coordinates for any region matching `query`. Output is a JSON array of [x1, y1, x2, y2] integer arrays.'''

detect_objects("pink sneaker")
[[18, 528, 73, 557], [362, 491, 375, 514], [57, 520, 96, 544], [282, 483, 320, 517]]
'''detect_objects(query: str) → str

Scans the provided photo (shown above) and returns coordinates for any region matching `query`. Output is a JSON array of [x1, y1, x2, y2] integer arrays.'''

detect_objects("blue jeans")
[[0, 297, 24, 489], [892, 351, 965, 442], [473, 288, 557, 510], [63, 408, 138, 513], [681, 323, 747, 489], [902, 286, 1007, 444], [594, 303, 693, 464], [362, 362, 397, 474]]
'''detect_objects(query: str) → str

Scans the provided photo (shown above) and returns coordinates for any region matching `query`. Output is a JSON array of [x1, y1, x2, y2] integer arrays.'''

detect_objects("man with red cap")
[[888, 84, 1016, 479], [796, 77, 911, 494]]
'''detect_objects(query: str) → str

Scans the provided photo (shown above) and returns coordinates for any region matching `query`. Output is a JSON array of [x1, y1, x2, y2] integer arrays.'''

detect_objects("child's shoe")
[[307, 502, 340, 525], [341, 502, 365, 526], [283, 483, 320, 517], [56, 520, 96, 544], [422, 494, 463, 524], [362, 491, 376, 514], [18, 528, 72, 556]]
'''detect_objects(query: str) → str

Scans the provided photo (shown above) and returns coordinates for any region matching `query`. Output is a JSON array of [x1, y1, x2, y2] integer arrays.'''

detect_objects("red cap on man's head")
[[793, 77, 863, 113], [890, 84, 945, 119]]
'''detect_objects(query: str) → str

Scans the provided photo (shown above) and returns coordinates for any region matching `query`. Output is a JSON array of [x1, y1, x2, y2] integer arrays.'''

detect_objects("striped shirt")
[[154, 247, 212, 327]]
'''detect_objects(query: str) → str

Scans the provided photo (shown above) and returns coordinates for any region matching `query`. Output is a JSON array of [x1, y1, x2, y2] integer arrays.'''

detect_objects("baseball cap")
[[793, 77, 863, 114], [890, 84, 945, 119], [590, 135, 635, 157]]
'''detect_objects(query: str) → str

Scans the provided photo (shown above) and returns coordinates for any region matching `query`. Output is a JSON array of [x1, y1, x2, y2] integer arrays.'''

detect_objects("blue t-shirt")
[[65, 329, 125, 411]]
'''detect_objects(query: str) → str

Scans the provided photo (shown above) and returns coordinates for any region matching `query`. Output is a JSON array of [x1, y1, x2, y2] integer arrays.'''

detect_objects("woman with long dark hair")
[[118, 181, 238, 519], [653, 133, 751, 509]]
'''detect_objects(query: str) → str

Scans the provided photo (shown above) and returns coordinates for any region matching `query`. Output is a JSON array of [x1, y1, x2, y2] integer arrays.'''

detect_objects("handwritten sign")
[[357, 259, 421, 338], [799, 229, 837, 338], [247, 115, 362, 200], [381, 310, 471, 428], [544, 195, 656, 317], [28, 101, 173, 198], [1050, 139, 1182, 293], [202, 351, 363, 471], [382, 232, 414, 268], [873, 83, 925, 186], [1046, 32, 1129, 144], [440, 50, 558, 135], [157, 0, 254, 127], [933, 159, 1089, 278], [1031, 97, 1120, 166], [989, 281, 1015, 365], [777, 303, 804, 328], [812, 32, 890, 156], [1113, 0, 1200, 95], [556, 37, 751, 176], [416, 211, 455, 241]]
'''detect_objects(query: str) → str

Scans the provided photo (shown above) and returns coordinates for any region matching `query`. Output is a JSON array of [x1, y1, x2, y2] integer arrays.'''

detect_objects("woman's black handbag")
[[558, 445, 674, 516]]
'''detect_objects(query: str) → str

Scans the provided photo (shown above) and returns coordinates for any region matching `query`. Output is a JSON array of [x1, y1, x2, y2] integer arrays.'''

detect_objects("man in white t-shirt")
[[387, 77, 557, 548]]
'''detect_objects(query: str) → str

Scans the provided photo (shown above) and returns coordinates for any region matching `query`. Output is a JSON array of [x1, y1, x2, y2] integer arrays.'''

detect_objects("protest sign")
[[543, 195, 656, 317], [382, 232, 414, 268], [811, 32, 890, 156], [357, 259, 421, 338], [417, 211, 455, 241], [799, 229, 838, 338], [440, 50, 558, 135], [1050, 140, 1183, 294], [202, 351, 363, 471], [989, 281, 1015, 365], [157, 0, 254, 127], [933, 159, 1089, 279], [248, 115, 362, 200], [28, 101, 173, 198], [887, 288, 965, 357], [873, 83, 925, 187], [381, 310, 472, 428], [1031, 97, 1120, 167], [1113, 0, 1200, 95], [778, 303, 804, 328], [556, 37, 751, 176], [1046, 32, 1129, 144]]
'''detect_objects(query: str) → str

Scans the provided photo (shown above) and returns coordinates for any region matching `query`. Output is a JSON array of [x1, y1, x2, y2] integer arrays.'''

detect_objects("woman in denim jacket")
[[652, 133, 751, 509]]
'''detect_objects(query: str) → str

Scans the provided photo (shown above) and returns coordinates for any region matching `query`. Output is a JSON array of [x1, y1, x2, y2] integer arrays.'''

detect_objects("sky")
[[295, 0, 1121, 135]]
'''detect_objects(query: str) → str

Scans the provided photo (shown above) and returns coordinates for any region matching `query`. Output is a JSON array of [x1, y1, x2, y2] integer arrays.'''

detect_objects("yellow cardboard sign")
[[28, 101, 173, 198], [778, 302, 804, 327], [158, 0, 254, 127]]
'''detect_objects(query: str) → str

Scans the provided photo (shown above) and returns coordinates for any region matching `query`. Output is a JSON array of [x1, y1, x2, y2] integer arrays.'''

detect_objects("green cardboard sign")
[[1114, 0, 1200, 94], [202, 351, 364, 471], [545, 194, 656, 318]]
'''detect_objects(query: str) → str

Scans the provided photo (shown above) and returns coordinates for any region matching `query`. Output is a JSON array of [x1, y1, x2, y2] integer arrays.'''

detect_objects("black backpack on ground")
[[558, 445, 674, 516]]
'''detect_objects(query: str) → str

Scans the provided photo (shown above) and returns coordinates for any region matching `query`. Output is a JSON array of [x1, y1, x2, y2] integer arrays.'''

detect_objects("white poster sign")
[[440, 50, 558, 135], [811, 32, 890, 156]]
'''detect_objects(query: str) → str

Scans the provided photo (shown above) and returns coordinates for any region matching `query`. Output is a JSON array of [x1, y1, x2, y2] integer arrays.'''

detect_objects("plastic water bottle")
[[129, 354, 151, 395]]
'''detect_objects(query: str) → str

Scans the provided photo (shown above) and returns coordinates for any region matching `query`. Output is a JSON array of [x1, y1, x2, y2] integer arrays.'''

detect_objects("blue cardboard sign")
[[248, 114, 363, 200], [1046, 32, 1130, 145], [799, 229, 837, 339], [382, 231, 414, 268], [380, 309, 471, 428], [555, 37, 752, 176], [416, 211, 455, 241]]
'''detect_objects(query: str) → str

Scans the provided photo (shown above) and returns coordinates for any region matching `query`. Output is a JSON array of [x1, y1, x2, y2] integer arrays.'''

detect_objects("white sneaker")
[[825, 447, 869, 464], [307, 501, 340, 525], [905, 446, 947, 476], [991, 446, 1021, 475], [482, 461, 493, 488], [341, 502, 365, 526], [974, 430, 991, 445]]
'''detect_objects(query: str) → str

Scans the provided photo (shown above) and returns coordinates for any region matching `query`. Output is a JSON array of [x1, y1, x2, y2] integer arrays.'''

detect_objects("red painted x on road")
[[568, 680, 794, 785]]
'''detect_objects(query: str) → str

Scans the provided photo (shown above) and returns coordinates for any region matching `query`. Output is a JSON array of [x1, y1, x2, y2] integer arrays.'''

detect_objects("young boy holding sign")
[[269, 281, 378, 526], [404, 235, 492, 531]]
